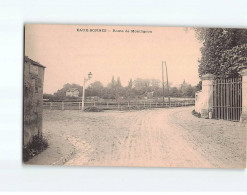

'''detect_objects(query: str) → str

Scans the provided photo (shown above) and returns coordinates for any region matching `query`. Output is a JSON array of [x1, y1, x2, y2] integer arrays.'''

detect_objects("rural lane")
[[62, 107, 246, 168]]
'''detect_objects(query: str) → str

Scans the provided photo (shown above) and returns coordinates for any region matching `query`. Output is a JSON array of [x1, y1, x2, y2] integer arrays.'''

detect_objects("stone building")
[[66, 88, 80, 97], [23, 56, 45, 145]]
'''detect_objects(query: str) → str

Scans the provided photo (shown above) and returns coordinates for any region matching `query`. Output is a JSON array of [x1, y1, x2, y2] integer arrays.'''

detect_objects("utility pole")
[[162, 61, 165, 107], [164, 61, 171, 107]]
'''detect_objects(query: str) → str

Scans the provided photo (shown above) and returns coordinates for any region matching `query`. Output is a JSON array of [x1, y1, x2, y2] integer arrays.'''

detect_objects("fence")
[[213, 76, 242, 121], [43, 100, 195, 111]]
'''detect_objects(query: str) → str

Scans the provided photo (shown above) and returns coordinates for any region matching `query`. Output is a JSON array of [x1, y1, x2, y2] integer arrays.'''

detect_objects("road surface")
[[41, 107, 246, 168]]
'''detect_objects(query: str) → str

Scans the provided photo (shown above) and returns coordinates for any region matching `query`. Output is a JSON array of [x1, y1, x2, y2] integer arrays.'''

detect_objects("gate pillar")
[[239, 68, 247, 124], [200, 74, 215, 118]]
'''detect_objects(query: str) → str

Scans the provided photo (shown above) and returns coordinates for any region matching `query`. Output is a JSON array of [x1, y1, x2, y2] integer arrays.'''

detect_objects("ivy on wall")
[[219, 44, 247, 77], [195, 28, 247, 78]]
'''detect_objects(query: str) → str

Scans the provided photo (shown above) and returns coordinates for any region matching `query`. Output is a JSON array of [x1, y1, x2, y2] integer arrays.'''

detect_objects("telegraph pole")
[[162, 61, 165, 107], [164, 61, 171, 107]]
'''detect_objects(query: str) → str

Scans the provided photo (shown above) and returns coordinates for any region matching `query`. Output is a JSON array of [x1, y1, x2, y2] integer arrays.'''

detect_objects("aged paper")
[[24, 24, 246, 168]]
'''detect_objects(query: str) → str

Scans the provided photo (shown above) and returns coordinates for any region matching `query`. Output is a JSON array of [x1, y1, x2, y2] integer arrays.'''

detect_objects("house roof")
[[25, 56, 46, 68]]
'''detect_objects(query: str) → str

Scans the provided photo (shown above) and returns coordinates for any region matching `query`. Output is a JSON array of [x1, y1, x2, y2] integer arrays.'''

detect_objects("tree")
[[115, 77, 124, 99], [195, 28, 247, 78], [170, 87, 180, 97], [108, 76, 115, 88], [86, 81, 104, 97], [128, 78, 133, 89], [116, 77, 122, 88], [150, 79, 161, 91], [106, 76, 125, 100], [179, 80, 195, 97], [133, 78, 152, 95], [125, 78, 135, 100], [185, 85, 194, 97], [43, 93, 54, 101], [51, 76, 199, 102]]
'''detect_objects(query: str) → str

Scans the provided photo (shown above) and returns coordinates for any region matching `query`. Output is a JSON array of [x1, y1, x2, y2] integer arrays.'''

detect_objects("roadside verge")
[[24, 132, 75, 166]]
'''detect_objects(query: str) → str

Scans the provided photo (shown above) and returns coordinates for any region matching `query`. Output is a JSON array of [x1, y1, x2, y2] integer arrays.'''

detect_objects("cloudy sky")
[[25, 24, 202, 94]]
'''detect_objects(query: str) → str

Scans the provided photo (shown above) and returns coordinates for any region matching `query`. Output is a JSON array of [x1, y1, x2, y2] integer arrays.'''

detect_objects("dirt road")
[[41, 107, 246, 168]]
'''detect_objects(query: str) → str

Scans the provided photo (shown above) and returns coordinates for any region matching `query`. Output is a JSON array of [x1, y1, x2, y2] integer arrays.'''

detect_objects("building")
[[146, 91, 154, 99], [23, 56, 45, 145], [66, 88, 80, 97]]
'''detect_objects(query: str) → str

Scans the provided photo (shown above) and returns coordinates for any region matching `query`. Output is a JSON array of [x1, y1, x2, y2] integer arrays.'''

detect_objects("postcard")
[[23, 24, 246, 168]]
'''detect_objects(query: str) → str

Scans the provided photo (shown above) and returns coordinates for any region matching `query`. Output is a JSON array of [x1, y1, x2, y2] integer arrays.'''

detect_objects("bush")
[[197, 28, 247, 78], [192, 109, 201, 118], [219, 44, 247, 77], [84, 106, 103, 112], [23, 134, 48, 162]]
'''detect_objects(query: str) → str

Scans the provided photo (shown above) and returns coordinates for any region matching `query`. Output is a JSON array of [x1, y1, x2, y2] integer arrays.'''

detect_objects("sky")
[[25, 24, 202, 94]]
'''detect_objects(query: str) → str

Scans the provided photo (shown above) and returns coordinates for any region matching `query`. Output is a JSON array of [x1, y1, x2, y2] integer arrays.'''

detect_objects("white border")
[[0, 0, 247, 192]]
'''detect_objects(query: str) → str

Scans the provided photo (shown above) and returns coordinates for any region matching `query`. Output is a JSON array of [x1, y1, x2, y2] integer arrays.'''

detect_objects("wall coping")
[[239, 68, 247, 76], [200, 74, 215, 80]]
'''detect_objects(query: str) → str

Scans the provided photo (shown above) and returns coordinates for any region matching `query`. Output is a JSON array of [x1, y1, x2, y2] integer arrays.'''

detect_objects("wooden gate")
[[213, 76, 242, 121]]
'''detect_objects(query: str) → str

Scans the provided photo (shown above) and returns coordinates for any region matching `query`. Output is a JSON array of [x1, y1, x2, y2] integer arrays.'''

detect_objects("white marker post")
[[81, 72, 92, 111]]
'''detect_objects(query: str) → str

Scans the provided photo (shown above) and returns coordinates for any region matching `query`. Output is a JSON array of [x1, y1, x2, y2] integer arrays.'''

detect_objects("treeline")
[[44, 77, 201, 101], [194, 28, 247, 78]]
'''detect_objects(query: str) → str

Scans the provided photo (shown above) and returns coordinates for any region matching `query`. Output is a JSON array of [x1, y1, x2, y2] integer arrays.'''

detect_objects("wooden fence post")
[[50, 102, 52, 110]]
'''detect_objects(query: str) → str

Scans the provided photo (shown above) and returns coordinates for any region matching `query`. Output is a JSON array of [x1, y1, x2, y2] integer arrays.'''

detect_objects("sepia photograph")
[[23, 24, 246, 168]]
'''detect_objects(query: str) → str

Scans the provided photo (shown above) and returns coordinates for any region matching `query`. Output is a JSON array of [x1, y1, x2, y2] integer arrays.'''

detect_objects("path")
[[62, 107, 245, 168]]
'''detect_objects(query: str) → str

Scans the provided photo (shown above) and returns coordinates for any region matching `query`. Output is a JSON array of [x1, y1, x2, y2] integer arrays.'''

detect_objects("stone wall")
[[23, 57, 45, 145], [195, 90, 203, 113]]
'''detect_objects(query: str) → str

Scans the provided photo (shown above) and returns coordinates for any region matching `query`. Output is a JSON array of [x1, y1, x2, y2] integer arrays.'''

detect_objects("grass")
[[23, 134, 48, 162]]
